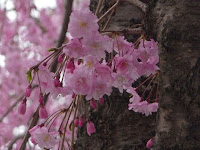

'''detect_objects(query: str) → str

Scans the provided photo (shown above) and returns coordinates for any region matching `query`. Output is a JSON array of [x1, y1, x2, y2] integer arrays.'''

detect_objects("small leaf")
[[48, 48, 56, 52], [26, 69, 32, 84], [69, 121, 74, 131]]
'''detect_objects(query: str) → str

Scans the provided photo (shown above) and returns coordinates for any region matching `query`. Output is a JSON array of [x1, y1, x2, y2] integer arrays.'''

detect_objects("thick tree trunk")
[[76, 0, 200, 149], [147, 0, 200, 149]]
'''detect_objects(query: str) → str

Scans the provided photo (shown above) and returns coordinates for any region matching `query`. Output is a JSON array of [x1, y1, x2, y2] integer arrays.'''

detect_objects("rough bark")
[[147, 0, 200, 149]]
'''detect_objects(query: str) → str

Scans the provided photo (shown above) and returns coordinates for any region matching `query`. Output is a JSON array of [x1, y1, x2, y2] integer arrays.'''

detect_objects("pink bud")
[[58, 53, 65, 63], [74, 117, 79, 127], [146, 138, 153, 149], [54, 78, 60, 87], [99, 97, 104, 105], [72, 93, 76, 98], [25, 86, 31, 97], [87, 120, 96, 136], [79, 116, 84, 127], [66, 58, 75, 71], [90, 99, 97, 109], [39, 106, 48, 119], [43, 62, 47, 66], [78, 59, 82, 65], [39, 93, 44, 104], [18, 98, 27, 115]]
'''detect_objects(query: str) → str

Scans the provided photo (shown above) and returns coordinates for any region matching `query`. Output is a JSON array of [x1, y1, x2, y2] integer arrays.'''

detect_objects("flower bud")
[[39, 105, 48, 119], [25, 85, 31, 97], [18, 98, 27, 115], [87, 120, 96, 136], [79, 116, 84, 127], [39, 93, 44, 105], [58, 53, 65, 63], [146, 138, 153, 149], [74, 117, 79, 127], [78, 59, 82, 65], [90, 99, 97, 109]]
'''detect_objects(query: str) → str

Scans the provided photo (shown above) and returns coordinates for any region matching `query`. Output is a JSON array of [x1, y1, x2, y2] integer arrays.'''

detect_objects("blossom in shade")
[[87, 121, 96, 136]]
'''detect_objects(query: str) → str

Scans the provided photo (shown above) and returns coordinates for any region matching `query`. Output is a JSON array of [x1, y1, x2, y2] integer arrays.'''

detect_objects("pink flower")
[[63, 38, 86, 58], [68, 68, 92, 95], [39, 105, 48, 119], [18, 98, 27, 115], [146, 138, 153, 149], [113, 35, 133, 54], [30, 127, 58, 149], [83, 32, 112, 60], [68, 8, 98, 38], [25, 85, 31, 97], [112, 73, 133, 93], [86, 77, 112, 100], [87, 121, 96, 136]]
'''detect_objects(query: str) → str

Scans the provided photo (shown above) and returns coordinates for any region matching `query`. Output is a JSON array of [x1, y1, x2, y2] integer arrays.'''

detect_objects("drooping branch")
[[19, 0, 73, 149]]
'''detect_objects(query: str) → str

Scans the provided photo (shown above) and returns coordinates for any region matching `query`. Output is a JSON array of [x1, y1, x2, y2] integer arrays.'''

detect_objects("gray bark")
[[147, 0, 200, 149]]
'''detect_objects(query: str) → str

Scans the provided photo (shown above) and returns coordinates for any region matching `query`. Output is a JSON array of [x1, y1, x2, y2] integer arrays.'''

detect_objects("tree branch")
[[19, 0, 73, 149], [8, 135, 24, 150], [0, 85, 38, 123], [51, 0, 74, 72], [121, 0, 147, 12], [98, 0, 120, 24]]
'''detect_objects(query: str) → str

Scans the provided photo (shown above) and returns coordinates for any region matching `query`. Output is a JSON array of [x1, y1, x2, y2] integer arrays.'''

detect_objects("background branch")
[[0, 85, 38, 123], [19, 0, 73, 149]]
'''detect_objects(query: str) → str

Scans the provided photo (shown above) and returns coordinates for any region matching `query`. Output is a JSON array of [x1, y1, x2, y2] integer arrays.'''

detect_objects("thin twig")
[[0, 85, 38, 123], [121, 0, 147, 12], [8, 135, 24, 150], [98, 0, 120, 24], [51, 0, 74, 72], [102, 9, 115, 31], [101, 28, 143, 36], [95, 0, 103, 16]]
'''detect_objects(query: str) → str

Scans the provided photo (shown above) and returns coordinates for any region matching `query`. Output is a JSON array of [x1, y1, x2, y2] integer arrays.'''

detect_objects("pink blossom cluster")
[[24, 3, 160, 149]]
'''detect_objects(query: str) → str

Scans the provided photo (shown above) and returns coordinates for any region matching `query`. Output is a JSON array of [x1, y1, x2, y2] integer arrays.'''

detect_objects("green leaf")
[[48, 48, 56, 52], [26, 69, 32, 84]]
